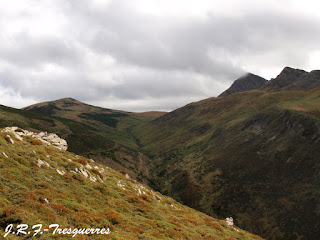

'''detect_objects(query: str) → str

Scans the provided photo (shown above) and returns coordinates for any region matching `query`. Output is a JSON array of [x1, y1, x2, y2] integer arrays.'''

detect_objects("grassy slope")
[[132, 88, 320, 240], [0, 99, 156, 183], [0, 130, 262, 240]]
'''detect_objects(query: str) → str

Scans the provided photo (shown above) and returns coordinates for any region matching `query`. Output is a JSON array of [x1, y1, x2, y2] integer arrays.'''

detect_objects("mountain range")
[[1, 66, 320, 239]]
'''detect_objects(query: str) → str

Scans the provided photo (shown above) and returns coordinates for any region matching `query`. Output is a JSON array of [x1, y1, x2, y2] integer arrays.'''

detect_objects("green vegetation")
[[0, 130, 261, 239]]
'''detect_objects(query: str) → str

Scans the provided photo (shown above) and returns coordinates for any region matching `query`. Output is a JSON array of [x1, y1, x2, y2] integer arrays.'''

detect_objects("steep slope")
[[133, 87, 320, 240], [266, 67, 307, 89], [263, 66, 320, 91], [218, 73, 267, 97], [0, 127, 262, 240], [0, 102, 153, 183]]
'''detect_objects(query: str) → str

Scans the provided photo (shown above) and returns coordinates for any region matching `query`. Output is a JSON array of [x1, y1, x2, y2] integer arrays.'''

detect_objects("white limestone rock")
[[56, 169, 66, 175], [226, 217, 234, 226], [2, 126, 68, 150]]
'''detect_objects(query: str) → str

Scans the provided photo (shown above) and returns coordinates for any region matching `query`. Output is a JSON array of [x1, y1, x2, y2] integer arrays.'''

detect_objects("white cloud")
[[0, 0, 320, 111]]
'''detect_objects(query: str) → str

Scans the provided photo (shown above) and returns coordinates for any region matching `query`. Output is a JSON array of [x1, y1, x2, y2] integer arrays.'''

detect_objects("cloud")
[[0, 0, 320, 111]]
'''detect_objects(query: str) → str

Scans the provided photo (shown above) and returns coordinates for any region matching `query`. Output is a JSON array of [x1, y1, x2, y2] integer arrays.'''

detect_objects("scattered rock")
[[79, 167, 89, 178], [39, 197, 50, 204], [97, 175, 104, 183], [5, 135, 14, 144], [45, 176, 52, 181], [133, 184, 146, 195], [56, 169, 65, 175], [85, 163, 93, 169], [117, 180, 126, 190], [37, 159, 50, 168], [226, 217, 234, 226], [89, 175, 97, 182], [2, 126, 68, 150]]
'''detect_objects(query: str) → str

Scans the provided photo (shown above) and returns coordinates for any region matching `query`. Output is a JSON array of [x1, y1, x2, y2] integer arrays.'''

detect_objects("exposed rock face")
[[219, 73, 267, 97], [290, 69, 320, 90], [264, 66, 320, 91], [220, 67, 320, 97], [268, 67, 307, 88], [2, 126, 68, 150], [267, 67, 308, 89]]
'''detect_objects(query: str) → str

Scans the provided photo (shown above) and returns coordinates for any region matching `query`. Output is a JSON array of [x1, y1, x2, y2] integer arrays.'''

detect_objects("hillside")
[[0, 100, 158, 183], [132, 84, 320, 239], [0, 127, 262, 240]]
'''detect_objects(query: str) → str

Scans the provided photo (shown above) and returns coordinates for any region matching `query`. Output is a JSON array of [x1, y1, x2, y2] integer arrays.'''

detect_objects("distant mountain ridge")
[[219, 67, 320, 97]]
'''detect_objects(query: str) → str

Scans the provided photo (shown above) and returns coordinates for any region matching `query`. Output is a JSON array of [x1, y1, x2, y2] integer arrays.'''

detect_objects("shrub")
[[118, 170, 126, 175], [141, 194, 152, 202], [30, 139, 43, 145], [207, 222, 225, 232], [76, 158, 87, 165], [105, 210, 123, 225], [36, 181, 53, 189], [94, 185, 109, 195], [249, 234, 264, 240], [72, 174, 85, 183], [52, 203, 71, 215], [63, 173, 73, 181], [90, 168, 103, 178], [128, 196, 140, 203]]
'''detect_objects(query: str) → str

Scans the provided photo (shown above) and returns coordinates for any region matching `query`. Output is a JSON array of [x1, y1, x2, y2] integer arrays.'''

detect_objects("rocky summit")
[[267, 67, 320, 90], [219, 73, 267, 97]]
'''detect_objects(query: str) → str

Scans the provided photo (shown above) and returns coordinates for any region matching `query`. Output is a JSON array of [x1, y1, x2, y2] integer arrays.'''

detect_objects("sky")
[[0, 0, 320, 112]]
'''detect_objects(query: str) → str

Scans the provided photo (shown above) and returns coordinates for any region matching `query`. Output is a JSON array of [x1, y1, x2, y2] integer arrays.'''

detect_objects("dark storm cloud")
[[0, 0, 320, 111]]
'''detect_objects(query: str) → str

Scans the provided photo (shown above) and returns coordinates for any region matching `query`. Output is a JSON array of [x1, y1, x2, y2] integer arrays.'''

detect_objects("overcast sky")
[[0, 0, 320, 111]]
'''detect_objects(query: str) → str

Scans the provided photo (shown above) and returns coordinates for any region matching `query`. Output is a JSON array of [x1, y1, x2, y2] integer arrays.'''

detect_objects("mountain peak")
[[270, 67, 307, 87], [219, 73, 267, 97], [267, 66, 320, 90], [54, 97, 83, 104]]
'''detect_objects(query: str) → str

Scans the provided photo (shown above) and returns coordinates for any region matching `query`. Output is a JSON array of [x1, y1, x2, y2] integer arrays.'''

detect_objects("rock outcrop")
[[2, 126, 68, 150], [256, 66, 320, 91]]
